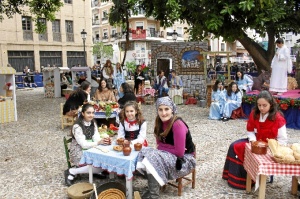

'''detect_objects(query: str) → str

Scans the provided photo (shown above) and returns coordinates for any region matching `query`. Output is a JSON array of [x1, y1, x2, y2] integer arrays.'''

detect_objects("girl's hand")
[[98, 137, 111, 145]]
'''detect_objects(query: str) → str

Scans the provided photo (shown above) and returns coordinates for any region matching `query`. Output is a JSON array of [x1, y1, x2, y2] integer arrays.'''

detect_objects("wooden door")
[[156, 59, 170, 77]]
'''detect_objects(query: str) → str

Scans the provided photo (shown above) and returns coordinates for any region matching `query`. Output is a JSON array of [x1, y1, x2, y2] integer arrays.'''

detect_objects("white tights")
[[68, 166, 102, 180]]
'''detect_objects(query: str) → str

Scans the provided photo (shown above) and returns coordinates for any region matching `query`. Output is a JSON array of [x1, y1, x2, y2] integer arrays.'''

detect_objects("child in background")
[[222, 90, 287, 189], [221, 82, 242, 122], [117, 101, 147, 146], [209, 80, 226, 120]]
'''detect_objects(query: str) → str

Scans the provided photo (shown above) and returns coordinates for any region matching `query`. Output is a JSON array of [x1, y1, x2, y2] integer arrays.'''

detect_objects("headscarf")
[[156, 96, 177, 114]]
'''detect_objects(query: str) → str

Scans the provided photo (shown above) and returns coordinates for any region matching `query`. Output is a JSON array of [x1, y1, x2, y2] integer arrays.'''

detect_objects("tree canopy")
[[92, 42, 113, 63], [0, 0, 63, 33], [137, 0, 300, 71]]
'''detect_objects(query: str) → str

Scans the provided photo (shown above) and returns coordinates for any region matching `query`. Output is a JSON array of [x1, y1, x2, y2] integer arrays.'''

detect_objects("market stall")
[[0, 66, 17, 123], [43, 67, 61, 98]]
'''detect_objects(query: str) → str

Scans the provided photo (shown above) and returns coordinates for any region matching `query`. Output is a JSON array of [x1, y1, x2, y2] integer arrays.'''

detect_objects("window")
[[176, 27, 183, 37], [22, 16, 32, 31], [136, 22, 144, 30], [52, 20, 60, 33], [111, 29, 116, 37], [221, 43, 225, 51], [38, 18, 48, 41], [102, 11, 108, 20], [64, 0, 72, 4], [65, 20, 73, 33], [103, 29, 108, 39]]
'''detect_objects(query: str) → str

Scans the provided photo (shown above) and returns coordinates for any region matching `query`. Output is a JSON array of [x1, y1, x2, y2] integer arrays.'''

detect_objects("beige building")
[[91, 0, 190, 67], [0, 0, 92, 72]]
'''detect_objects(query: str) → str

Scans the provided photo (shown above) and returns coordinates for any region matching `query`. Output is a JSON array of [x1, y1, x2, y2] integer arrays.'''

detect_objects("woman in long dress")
[[209, 80, 226, 120], [114, 62, 125, 97], [235, 69, 253, 93], [221, 82, 242, 121], [269, 38, 292, 94]]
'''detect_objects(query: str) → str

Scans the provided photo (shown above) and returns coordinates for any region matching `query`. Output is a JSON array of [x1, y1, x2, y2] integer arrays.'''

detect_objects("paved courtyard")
[[1, 88, 300, 199]]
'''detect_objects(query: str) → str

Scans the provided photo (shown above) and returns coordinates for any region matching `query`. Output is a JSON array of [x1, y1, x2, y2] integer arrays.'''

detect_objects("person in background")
[[114, 62, 125, 97], [209, 80, 226, 120], [117, 101, 147, 145], [90, 75, 99, 98], [136, 97, 196, 198], [154, 70, 169, 98], [221, 82, 242, 122], [60, 73, 69, 96], [101, 59, 114, 88], [235, 69, 253, 93], [222, 90, 287, 189], [94, 78, 116, 102], [134, 65, 145, 96], [64, 103, 111, 186], [77, 72, 87, 85], [170, 70, 183, 89], [269, 38, 292, 95], [63, 81, 91, 116], [118, 82, 137, 109]]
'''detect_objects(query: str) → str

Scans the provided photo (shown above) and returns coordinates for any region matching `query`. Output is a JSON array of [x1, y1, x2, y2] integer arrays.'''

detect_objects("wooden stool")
[[167, 146, 196, 196]]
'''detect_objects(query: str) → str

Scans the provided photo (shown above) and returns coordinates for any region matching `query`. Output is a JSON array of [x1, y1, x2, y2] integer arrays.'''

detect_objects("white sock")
[[68, 166, 103, 180]]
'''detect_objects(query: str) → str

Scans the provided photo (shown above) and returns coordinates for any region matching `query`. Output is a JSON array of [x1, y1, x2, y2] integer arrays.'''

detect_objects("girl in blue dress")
[[235, 69, 253, 93], [222, 82, 242, 121], [209, 80, 226, 120], [114, 62, 125, 97]]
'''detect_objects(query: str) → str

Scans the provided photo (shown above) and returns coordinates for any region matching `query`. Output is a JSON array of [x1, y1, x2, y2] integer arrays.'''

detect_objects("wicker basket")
[[67, 182, 94, 199], [90, 182, 126, 199]]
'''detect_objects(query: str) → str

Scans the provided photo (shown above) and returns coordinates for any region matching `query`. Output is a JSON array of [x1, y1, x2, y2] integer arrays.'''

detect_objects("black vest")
[[74, 120, 95, 140], [122, 121, 144, 141], [163, 118, 195, 154]]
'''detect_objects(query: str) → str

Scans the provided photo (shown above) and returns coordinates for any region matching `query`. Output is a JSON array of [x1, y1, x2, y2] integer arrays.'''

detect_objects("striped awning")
[[0, 67, 16, 74]]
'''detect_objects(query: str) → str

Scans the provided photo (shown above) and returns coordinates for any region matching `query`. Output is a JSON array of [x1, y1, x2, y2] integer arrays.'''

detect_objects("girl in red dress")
[[222, 90, 288, 189]]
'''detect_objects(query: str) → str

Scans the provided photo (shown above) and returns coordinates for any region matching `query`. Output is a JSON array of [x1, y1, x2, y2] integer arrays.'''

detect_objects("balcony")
[[91, 0, 99, 8], [102, 36, 109, 42], [102, 17, 108, 23], [93, 37, 100, 43], [23, 30, 33, 40], [92, 19, 100, 26], [131, 29, 146, 39], [39, 33, 48, 41], [66, 33, 74, 42], [53, 33, 61, 42]]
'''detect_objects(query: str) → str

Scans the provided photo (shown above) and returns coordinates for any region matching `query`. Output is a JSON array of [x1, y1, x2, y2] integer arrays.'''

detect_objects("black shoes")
[[222, 117, 229, 122], [64, 169, 75, 187]]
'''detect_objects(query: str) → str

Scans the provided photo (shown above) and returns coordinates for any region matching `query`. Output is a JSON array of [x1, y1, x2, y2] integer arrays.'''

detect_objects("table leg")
[[291, 176, 298, 195], [126, 177, 133, 199], [258, 175, 267, 199], [89, 165, 93, 184], [246, 172, 252, 193]]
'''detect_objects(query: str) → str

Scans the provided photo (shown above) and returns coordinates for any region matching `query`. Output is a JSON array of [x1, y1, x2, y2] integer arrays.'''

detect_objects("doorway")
[[156, 59, 170, 80]]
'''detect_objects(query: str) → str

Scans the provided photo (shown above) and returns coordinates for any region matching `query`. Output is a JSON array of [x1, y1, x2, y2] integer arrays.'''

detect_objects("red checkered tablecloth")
[[244, 143, 300, 182], [143, 88, 155, 96]]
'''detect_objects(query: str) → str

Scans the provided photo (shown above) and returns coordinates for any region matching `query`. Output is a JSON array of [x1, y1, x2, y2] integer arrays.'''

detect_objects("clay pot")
[[116, 138, 125, 145], [251, 140, 268, 155], [123, 141, 132, 156], [134, 143, 142, 151]]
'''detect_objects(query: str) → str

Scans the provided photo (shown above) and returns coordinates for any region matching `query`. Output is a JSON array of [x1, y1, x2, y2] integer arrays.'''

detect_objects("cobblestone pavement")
[[1, 88, 300, 199]]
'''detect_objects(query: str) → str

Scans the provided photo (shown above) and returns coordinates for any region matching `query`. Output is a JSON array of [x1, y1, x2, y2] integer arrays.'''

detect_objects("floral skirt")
[[136, 147, 196, 186]]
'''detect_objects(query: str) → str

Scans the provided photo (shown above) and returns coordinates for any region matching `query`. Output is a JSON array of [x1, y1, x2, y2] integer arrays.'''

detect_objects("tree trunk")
[[237, 33, 276, 73]]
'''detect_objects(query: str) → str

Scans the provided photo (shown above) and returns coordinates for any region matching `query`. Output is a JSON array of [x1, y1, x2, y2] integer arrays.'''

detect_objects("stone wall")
[[151, 41, 208, 97]]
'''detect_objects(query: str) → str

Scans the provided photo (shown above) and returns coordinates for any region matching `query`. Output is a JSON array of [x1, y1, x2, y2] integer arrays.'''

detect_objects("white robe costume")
[[269, 45, 292, 93]]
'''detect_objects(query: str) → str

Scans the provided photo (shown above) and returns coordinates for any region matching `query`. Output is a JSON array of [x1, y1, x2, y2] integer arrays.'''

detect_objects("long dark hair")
[[70, 80, 90, 97], [227, 82, 240, 96], [73, 103, 96, 137], [97, 78, 112, 91], [212, 80, 222, 92], [120, 82, 133, 93], [116, 62, 122, 73], [235, 69, 244, 80], [252, 90, 281, 120]]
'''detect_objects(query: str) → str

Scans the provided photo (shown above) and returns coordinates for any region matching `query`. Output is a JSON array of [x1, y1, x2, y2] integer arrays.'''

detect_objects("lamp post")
[[81, 29, 87, 66], [172, 30, 178, 42]]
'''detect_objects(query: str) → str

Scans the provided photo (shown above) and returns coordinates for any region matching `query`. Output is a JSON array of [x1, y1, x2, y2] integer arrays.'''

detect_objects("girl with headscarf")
[[136, 97, 196, 199]]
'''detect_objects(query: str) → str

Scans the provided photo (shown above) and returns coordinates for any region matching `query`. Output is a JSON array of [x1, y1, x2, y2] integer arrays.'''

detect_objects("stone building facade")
[[151, 42, 208, 98]]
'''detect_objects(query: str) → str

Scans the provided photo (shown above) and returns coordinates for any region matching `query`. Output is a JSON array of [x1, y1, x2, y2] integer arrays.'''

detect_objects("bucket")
[[199, 100, 207, 108]]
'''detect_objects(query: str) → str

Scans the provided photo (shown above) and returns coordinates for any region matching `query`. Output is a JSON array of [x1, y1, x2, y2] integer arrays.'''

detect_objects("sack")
[[231, 107, 246, 119]]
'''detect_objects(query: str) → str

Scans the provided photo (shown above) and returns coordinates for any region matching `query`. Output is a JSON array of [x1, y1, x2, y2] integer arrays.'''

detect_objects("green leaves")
[[239, 0, 255, 11], [92, 42, 113, 61]]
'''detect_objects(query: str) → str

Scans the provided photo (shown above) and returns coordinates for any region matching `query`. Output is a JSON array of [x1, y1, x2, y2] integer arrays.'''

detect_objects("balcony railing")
[[93, 37, 100, 43], [66, 33, 74, 42], [92, 19, 100, 25], [39, 33, 48, 41], [102, 36, 109, 40], [102, 17, 108, 21], [53, 32, 61, 42], [23, 30, 33, 40]]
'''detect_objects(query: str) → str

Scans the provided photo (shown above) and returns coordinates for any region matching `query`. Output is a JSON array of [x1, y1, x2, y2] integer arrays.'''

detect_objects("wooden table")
[[244, 143, 300, 199]]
